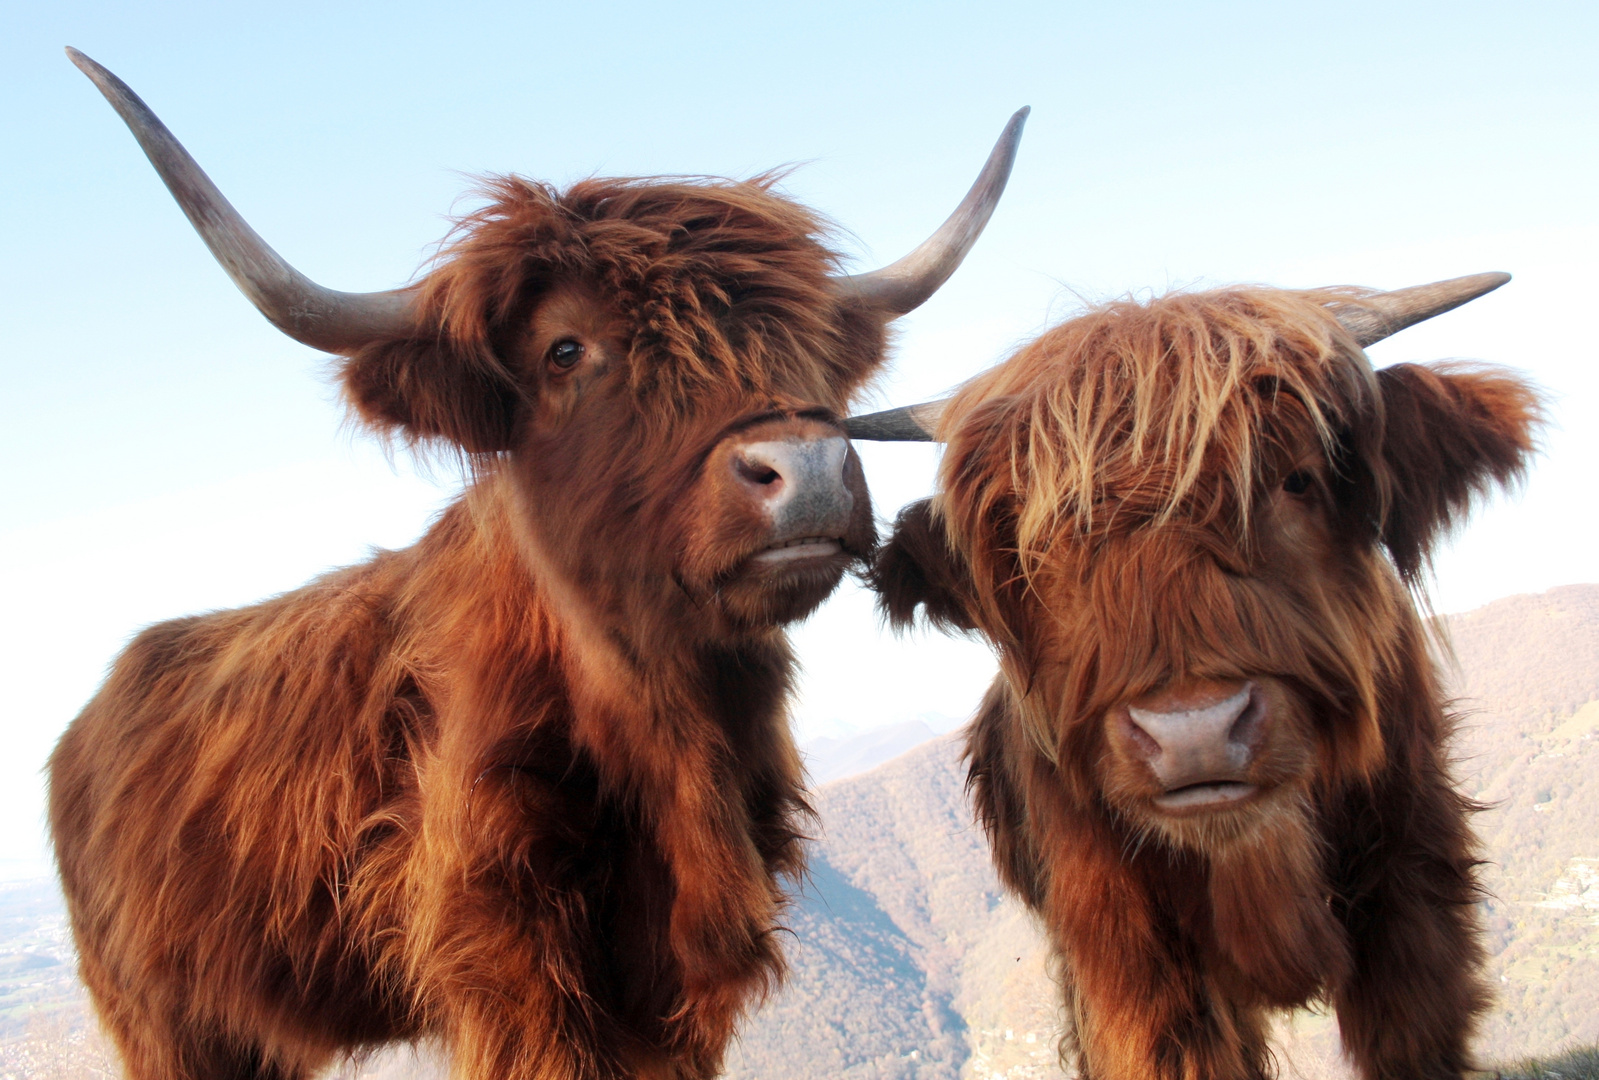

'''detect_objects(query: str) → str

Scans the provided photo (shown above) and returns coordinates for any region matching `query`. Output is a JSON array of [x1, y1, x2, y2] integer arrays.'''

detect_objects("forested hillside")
[[1450, 586, 1599, 1056]]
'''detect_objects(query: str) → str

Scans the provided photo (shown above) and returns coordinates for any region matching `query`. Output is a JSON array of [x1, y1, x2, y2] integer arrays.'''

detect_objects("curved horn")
[[1334, 271, 1510, 348], [844, 400, 946, 442], [833, 108, 1029, 316], [848, 273, 1512, 440], [67, 48, 415, 353]]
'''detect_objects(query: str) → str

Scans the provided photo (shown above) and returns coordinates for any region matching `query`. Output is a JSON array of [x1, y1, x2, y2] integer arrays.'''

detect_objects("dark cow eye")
[[1282, 470, 1314, 495], [547, 340, 585, 370]]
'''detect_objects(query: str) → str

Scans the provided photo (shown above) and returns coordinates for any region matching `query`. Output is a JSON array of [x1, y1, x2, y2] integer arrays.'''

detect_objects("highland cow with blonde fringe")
[[852, 275, 1541, 1080]]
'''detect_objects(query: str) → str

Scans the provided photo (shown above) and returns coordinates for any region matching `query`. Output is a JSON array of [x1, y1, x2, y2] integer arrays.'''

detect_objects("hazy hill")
[[723, 734, 1059, 1080], [1447, 586, 1599, 1057], [4, 585, 1597, 1079], [801, 720, 946, 786]]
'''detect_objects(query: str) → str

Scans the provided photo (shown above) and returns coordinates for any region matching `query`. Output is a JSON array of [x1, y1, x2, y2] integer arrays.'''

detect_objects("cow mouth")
[[751, 536, 845, 564], [1152, 781, 1259, 811], [712, 533, 856, 626]]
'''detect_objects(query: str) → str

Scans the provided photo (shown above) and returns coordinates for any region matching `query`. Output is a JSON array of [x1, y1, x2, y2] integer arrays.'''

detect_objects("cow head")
[[71, 49, 1026, 643], [858, 279, 1542, 848]]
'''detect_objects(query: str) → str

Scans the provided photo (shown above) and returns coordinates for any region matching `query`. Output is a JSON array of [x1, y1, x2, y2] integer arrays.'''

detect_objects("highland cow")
[[851, 277, 1541, 1080], [48, 50, 1025, 1080]]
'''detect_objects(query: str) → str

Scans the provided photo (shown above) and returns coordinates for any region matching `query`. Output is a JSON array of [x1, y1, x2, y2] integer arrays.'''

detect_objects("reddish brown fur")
[[872, 287, 1543, 1080], [51, 175, 893, 1080]]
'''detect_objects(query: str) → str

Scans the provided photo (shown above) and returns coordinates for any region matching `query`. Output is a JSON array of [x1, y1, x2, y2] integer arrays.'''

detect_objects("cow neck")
[[470, 469, 787, 750], [479, 470, 754, 700], [447, 474, 794, 1000]]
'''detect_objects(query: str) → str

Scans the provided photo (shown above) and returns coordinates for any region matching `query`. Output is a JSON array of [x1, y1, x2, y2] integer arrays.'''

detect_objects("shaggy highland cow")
[[48, 51, 1025, 1080], [851, 277, 1541, 1080]]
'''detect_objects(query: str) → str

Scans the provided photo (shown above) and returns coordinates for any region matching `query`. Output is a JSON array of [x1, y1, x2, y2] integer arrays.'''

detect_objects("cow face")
[[872, 287, 1541, 848], [510, 279, 874, 630], [337, 179, 891, 637]]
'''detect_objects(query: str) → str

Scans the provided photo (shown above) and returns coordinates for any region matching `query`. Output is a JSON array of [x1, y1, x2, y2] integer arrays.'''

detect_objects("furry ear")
[[1375, 362, 1543, 583], [339, 334, 524, 454], [871, 499, 980, 632]]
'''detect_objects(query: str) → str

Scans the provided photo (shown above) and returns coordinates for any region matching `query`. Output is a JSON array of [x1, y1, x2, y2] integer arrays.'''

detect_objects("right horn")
[[68, 48, 416, 354], [831, 108, 1029, 317], [844, 400, 946, 442], [1333, 272, 1510, 348]]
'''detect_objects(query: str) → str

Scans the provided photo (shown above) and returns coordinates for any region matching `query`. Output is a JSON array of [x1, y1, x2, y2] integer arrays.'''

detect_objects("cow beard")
[[1205, 799, 1352, 1006], [1036, 779, 1356, 1080], [1104, 774, 1354, 1007]]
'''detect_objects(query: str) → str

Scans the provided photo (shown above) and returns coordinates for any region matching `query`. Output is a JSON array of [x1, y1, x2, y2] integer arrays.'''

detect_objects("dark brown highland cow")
[[851, 277, 1542, 1079], [49, 51, 1025, 1080]]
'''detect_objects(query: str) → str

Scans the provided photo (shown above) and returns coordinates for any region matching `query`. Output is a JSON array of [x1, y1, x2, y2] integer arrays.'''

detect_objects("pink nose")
[[731, 435, 854, 542], [1123, 682, 1264, 807]]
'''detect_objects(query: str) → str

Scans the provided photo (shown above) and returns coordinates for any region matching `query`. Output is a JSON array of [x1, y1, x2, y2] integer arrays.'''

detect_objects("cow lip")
[[1152, 781, 1258, 811], [751, 537, 845, 564]]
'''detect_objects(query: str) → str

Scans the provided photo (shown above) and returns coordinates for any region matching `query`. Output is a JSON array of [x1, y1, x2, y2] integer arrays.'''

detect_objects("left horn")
[[832, 108, 1029, 317], [1334, 272, 1510, 348], [844, 400, 946, 442], [68, 48, 416, 354]]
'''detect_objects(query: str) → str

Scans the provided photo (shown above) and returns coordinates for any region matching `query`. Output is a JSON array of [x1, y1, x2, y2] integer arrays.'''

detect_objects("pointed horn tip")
[[843, 401, 947, 442], [64, 48, 126, 100], [1338, 270, 1516, 349], [65, 46, 101, 76], [1403, 270, 1512, 302], [830, 107, 1030, 316], [995, 107, 1030, 153]]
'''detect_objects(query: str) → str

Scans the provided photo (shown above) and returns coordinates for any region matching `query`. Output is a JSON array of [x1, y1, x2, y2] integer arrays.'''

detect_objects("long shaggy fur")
[[939, 289, 1373, 559], [873, 286, 1543, 1080], [51, 175, 891, 1080]]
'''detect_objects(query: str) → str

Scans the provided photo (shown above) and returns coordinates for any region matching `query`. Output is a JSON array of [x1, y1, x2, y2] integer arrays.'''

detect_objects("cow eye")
[[547, 340, 585, 370], [1282, 470, 1314, 495]]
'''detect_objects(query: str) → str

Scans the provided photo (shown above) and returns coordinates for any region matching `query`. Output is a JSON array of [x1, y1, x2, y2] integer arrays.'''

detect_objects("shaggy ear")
[[871, 499, 980, 632], [339, 335, 524, 454], [1375, 362, 1543, 583]]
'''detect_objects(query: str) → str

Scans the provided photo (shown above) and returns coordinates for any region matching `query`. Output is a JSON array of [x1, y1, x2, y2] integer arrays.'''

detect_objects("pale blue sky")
[[2, 1, 1596, 870]]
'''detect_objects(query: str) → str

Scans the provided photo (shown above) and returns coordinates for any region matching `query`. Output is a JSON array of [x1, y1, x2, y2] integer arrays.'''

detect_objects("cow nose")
[[1123, 682, 1264, 807], [732, 436, 854, 542]]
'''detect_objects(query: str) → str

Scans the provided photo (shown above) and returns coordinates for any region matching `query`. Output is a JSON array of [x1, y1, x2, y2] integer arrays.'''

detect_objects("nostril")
[[1227, 688, 1265, 749], [1124, 714, 1163, 761], [735, 457, 783, 487], [727, 436, 850, 529]]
